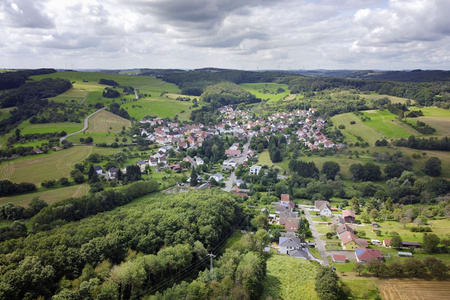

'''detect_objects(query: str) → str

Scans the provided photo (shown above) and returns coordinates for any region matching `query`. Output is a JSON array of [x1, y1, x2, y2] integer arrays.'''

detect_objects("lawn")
[[342, 279, 381, 299], [240, 83, 292, 102], [0, 145, 93, 186], [261, 254, 319, 300], [66, 110, 131, 144], [0, 184, 89, 206]]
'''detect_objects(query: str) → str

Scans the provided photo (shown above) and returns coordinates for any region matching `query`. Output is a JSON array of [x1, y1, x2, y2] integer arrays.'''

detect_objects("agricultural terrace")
[[377, 280, 449, 300], [0, 183, 89, 206], [240, 83, 293, 102], [407, 106, 450, 136], [262, 254, 319, 300], [358, 93, 415, 104], [66, 110, 131, 144], [0, 145, 93, 186]]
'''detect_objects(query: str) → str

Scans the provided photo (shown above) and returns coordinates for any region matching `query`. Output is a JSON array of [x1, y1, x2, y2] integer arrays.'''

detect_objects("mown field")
[[240, 83, 292, 102], [342, 279, 380, 299], [122, 97, 194, 121], [0, 146, 93, 186], [407, 107, 450, 136], [377, 280, 449, 300], [362, 110, 417, 138], [0, 184, 89, 206], [261, 254, 319, 300], [66, 110, 131, 144], [358, 93, 415, 104]]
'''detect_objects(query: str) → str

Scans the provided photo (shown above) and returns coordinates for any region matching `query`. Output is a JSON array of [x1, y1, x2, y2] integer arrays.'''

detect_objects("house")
[[195, 157, 204, 166], [279, 216, 299, 226], [341, 232, 368, 250], [94, 165, 103, 175], [332, 254, 347, 263], [342, 209, 356, 223], [355, 248, 383, 263], [317, 202, 332, 217], [33, 148, 43, 154], [289, 249, 309, 259], [383, 239, 391, 247], [372, 222, 379, 228], [285, 221, 298, 232], [249, 165, 262, 175], [336, 224, 354, 238], [275, 204, 292, 214], [278, 237, 302, 254], [136, 160, 148, 172], [225, 149, 241, 157], [332, 215, 345, 226], [209, 173, 224, 182], [279, 211, 299, 224], [315, 200, 330, 210], [149, 158, 158, 167], [108, 168, 119, 179]]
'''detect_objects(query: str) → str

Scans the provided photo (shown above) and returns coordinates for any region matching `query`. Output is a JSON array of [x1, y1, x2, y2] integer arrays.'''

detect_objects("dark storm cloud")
[[0, 0, 55, 29]]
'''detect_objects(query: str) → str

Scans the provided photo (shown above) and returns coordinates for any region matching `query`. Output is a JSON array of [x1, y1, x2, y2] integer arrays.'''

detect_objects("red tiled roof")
[[383, 239, 391, 246], [356, 248, 383, 261], [333, 254, 347, 261], [281, 194, 290, 202], [285, 222, 298, 232], [341, 232, 358, 245]]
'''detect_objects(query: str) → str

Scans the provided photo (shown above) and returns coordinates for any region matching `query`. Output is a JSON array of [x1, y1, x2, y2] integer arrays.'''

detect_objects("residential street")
[[303, 206, 329, 266], [223, 137, 251, 192]]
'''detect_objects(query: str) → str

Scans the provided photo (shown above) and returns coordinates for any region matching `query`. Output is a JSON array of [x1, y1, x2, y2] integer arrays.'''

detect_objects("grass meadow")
[[0, 107, 14, 121], [0, 184, 89, 206], [358, 93, 415, 104], [122, 97, 194, 121], [361, 110, 417, 138], [240, 83, 292, 102], [261, 254, 319, 300], [406, 106, 450, 136], [0, 146, 93, 186], [66, 110, 131, 144]]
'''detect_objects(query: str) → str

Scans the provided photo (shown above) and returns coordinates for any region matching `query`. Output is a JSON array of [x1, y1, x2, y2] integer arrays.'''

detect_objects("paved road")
[[223, 138, 252, 192], [60, 107, 106, 142], [303, 206, 329, 266]]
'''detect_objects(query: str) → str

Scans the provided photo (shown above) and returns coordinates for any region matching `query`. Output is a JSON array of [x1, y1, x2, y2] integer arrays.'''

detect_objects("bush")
[[410, 226, 432, 232], [350, 121, 356, 125]]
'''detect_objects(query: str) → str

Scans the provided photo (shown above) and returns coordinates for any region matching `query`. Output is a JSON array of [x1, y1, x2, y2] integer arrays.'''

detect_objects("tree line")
[[0, 68, 56, 90]]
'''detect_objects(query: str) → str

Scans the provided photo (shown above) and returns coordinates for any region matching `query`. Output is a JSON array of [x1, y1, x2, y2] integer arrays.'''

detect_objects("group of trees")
[[102, 87, 121, 98], [394, 136, 450, 151], [268, 135, 287, 163], [349, 162, 381, 181], [0, 180, 36, 197], [0, 190, 244, 299], [0, 68, 56, 90], [109, 102, 131, 119]]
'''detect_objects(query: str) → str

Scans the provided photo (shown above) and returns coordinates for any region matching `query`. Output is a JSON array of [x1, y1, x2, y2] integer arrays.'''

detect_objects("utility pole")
[[207, 253, 216, 271]]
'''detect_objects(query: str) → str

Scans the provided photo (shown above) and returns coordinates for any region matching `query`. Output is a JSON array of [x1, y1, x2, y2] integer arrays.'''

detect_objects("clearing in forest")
[[240, 83, 291, 102]]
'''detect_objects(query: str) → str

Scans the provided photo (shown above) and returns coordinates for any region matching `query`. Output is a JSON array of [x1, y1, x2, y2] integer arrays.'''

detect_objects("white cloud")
[[0, 0, 449, 69]]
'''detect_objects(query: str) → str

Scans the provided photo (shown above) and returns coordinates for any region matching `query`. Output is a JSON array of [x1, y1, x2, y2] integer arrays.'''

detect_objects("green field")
[[331, 111, 416, 144], [240, 83, 292, 102], [67, 110, 131, 144], [342, 279, 381, 299], [0, 184, 89, 206], [262, 254, 319, 300], [358, 93, 415, 104], [0, 145, 93, 186], [0, 107, 14, 121], [407, 107, 450, 136], [122, 97, 195, 121]]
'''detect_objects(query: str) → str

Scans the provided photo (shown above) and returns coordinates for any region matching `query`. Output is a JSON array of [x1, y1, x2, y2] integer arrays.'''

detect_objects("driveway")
[[303, 206, 329, 266]]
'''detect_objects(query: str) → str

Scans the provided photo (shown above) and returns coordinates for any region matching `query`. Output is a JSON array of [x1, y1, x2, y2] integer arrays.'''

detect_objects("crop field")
[[0, 146, 93, 186], [0, 184, 89, 206], [261, 254, 319, 300], [377, 280, 449, 300], [67, 110, 131, 144], [407, 107, 450, 136], [122, 97, 194, 121], [358, 93, 415, 104], [240, 83, 291, 102]]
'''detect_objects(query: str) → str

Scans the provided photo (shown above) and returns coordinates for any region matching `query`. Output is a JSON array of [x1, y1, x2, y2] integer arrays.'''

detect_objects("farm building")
[[402, 241, 421, 248]]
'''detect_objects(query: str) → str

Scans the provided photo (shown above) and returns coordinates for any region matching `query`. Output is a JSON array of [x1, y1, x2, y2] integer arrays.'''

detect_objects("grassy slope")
[[240, 83, 292, 102], [407, 107, 450, 136], [262, 254, 319, 300], [358, 93, 415, 104], [362, 110, 417, 138], [66, 110, 131, 144], [0, 146, 93, 186], [0, 184, 89, 206]]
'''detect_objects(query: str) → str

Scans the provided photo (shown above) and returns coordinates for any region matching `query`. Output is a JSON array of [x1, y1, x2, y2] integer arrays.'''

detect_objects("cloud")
[[0, 0, 55, 28]]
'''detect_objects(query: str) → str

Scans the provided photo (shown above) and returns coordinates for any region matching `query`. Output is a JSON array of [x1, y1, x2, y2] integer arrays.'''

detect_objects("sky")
[[1, 0, 450, 70]]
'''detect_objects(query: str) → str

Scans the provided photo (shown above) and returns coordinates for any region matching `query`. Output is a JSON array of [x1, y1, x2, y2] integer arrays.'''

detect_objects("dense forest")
[[0, 69, 56, 90], [0, 190, 245, 299]]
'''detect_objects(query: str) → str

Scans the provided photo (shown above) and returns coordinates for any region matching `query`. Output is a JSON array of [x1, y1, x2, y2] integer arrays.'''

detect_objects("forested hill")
[[200, 81, 261, 107], [0, 68, 57, 90], [0, 190, 245, 299]]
